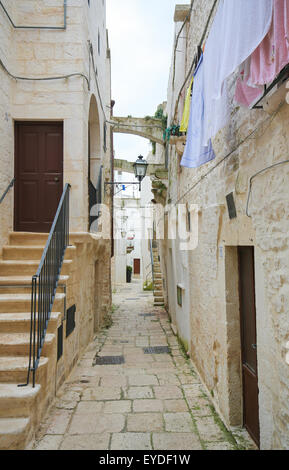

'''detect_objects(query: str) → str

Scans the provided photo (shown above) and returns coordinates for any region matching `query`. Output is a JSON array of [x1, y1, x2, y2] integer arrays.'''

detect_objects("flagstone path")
[[32, 279, 254, 451]]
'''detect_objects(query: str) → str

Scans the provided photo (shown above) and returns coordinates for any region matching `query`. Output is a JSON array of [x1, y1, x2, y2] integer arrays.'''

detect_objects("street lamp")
[[105, 155, 149, 193], [133, 155, 149, 190]]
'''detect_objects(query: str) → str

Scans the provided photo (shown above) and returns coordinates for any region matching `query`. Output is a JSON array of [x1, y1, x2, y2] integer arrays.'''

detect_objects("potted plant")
[[126, 265, 132, 283]]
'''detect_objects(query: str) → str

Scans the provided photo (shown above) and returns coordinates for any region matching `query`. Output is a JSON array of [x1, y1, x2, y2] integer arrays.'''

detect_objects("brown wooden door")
[[238, 246, 260, 447], [15, 122, 63, 233], [134, 259, 141, 275]]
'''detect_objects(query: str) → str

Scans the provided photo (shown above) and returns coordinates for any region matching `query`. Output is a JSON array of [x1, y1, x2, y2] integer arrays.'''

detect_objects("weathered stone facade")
[[0, 0, 112, 448], [159, 1, 289, 449]]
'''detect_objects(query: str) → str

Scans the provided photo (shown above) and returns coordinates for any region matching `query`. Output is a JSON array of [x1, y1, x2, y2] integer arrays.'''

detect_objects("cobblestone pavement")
[[32, 279, 255, 451]]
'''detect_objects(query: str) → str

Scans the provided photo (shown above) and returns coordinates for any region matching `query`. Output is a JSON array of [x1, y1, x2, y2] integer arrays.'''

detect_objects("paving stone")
[[100, 376, 127, 387], [68, 413, 125, 434], [205, 441, 236, 450], [75, 401, 104, 414], [81, 386, 122, 401], [127, 413, 164, 432], [45, 410, 73, 435], [195, 417, 226, 441], [128, 375, 159, 386], [32, 280, 246, 452], [111, 433, 152, 450], [60, 433, 110, 450], [153, 385, 183, 400], [103, 400, 132, 413], [164, 412, 195, 433], [34, 435, 63, 450], [153, 432, 202, 450], [164, 399, 189, 412], [133, 399, 164, 413], [126, 386, 154, 399]]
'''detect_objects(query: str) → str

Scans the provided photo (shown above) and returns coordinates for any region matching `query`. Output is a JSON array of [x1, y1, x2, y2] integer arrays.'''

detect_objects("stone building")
[[156, 1, 289, 450], [0, 0, 112, 449]]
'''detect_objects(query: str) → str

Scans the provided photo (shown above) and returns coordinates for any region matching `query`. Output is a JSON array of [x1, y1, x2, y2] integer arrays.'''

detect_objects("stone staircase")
[[0, 232, 75, 450], [152, 245, 165, 307]]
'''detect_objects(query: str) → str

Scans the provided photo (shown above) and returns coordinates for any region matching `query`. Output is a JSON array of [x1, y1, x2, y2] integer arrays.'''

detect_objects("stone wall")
[[160, 0, 289, 449], [0, 0, 15, 256], [0, 0, 112, 236]]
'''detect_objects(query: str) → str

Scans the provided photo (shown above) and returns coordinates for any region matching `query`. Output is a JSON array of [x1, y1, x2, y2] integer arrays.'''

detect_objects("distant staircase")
[[0, 232, 75, 450], [152, 244, 164, 307]]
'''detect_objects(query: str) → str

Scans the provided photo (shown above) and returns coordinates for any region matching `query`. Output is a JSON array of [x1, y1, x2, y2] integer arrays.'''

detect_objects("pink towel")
[[249, 0, 289, 86], [235, 77, 263, 108]]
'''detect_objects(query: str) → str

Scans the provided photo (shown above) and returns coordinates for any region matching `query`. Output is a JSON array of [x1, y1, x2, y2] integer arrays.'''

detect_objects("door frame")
[[14, 120, 64, 233], [238, 245, 260, 447]]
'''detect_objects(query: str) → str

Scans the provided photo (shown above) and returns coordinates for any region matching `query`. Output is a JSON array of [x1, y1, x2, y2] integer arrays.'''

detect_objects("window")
[[177, 285, 183, 307]]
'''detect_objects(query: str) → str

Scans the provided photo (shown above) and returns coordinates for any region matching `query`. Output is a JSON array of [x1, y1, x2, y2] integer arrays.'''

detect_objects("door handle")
[[252, 344, 257, 350], [54, 177, 60, 182]]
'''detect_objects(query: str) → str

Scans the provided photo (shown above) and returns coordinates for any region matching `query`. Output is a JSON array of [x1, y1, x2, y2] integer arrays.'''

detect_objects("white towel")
[[203, 0, 273, 145]]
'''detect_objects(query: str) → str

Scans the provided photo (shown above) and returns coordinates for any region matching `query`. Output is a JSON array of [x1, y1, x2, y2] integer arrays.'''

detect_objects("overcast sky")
[[106, 0, 190, 162]]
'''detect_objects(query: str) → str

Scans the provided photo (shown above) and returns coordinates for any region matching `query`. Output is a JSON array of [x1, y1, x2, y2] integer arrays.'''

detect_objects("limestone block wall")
[[161, 0, 289, 449], [55, 234, 112, 391], [0, 1, 15, 256], [0, 0, 112, 237]]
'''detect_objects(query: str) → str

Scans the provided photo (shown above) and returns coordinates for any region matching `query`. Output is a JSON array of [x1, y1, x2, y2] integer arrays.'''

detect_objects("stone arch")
[[88, 94, 102, 230], [88, 94, 101, 188]]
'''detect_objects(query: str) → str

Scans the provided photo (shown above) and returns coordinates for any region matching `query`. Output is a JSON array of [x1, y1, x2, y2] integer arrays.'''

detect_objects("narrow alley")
[[31, 280, 253, 451]]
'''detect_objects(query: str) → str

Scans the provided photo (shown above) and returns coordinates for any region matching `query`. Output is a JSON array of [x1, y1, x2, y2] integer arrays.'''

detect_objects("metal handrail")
[[20, 184, 71, 388], [0, 178, 15, 204], [149, 239, 155, 288]]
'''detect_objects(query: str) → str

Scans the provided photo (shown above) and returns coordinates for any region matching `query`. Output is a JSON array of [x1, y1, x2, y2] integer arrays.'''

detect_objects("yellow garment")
[[180, 76, 194, 132]]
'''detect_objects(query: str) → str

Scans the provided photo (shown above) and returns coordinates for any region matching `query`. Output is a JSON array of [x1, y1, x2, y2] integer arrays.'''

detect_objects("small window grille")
[[66, 305, 76, 338], [57, 325, 63, 361]]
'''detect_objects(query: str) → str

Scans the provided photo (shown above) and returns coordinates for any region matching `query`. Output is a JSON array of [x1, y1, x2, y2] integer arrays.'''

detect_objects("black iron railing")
[[20, 184, 71, 388], [0, 178, 15, 205], [149, 239, 155, 288]]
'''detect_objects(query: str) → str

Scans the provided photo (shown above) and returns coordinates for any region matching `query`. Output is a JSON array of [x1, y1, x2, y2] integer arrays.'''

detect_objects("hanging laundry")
[[248, 0, 289, 86], [235, 58, 264, 108], [181, 54, 215, 169], [234, 77, 264, 108], [180, 76, 194, 133], [203, 0, 273, 145]]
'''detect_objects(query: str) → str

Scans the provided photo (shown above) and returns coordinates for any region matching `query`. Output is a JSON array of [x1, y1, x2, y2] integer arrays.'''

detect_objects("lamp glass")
[[133, 155, 148, 181]]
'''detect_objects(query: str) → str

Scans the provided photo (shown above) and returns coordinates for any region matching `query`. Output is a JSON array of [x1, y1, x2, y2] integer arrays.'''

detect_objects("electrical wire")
[[0, 57, 90, 89], [246, 159, 289, 217], [171, 1, 195, 90], [0, 0, 67, 30], [171, 102, 283, 208]]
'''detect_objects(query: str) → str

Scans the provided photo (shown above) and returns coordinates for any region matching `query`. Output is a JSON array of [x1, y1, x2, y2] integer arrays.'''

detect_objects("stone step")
[[154, 291, 163, 297], [154, 273, 162, 279], [0, 276, 68, 295], [154, 297, 164, 303], [0, 356, 48, 385], [0, 384, 41, 418], [0, 293, 65, 313], [0, 417, 31, 450], [154, 302, 165, 307], [2, 245, 76, 261], [0, 333, 55, 357], [0, 260, 72, 277], [0, 312, 61, 333], [9, 233, 48, 246]]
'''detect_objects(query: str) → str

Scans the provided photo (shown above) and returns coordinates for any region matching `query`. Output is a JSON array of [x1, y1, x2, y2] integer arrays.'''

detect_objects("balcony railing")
[[20, 183, 71, 388]]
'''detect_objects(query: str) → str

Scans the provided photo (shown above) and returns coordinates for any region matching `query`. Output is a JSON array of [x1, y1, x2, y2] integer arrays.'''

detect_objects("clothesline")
[[179, 0, 289, 169]]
